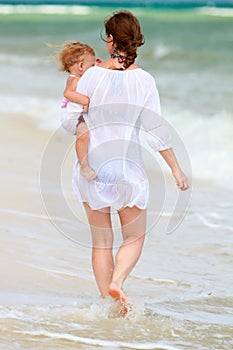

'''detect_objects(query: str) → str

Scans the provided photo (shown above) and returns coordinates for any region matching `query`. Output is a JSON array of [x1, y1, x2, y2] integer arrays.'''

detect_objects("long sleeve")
[[140, 77, 171, 151]]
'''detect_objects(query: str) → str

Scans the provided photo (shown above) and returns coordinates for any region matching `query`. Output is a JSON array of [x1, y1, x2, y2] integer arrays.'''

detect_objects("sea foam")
[[0, 4, 91, 15]]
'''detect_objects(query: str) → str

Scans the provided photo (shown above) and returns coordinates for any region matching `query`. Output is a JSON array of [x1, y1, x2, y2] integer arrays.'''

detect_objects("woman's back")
[[76, 65, 163, 152], [71, 66, 163, 209], [75, 66, 160, 170]]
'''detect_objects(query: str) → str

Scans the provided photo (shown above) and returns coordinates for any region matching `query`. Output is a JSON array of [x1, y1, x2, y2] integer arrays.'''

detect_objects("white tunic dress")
[[65, 66, 171, 210]]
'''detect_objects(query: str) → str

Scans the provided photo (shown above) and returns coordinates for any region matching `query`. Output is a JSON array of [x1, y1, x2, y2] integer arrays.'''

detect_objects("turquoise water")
[[1, 0, 233, 7]]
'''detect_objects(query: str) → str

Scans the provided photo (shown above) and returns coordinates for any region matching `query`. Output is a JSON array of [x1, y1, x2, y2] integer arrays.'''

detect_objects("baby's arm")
[[64, 76, 90, 112]]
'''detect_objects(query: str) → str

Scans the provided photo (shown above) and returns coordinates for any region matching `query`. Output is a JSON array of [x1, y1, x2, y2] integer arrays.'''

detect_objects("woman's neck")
[[97, 59, 138, 71]]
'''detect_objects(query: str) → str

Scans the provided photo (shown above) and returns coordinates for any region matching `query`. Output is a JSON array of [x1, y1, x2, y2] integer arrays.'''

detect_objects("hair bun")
[[104, 10, 144, 69]]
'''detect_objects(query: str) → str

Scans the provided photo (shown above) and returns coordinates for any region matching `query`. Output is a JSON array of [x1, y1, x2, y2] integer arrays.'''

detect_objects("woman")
[[70, 10, 189, 313]]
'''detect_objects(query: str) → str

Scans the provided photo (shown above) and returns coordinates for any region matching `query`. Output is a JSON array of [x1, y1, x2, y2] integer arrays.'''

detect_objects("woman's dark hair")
[[104, 10, 144, 69]]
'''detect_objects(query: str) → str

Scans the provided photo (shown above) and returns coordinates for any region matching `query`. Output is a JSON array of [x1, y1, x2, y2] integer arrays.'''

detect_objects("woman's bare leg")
[[109, 206, 146, 301], [83, 203, 114, 297]]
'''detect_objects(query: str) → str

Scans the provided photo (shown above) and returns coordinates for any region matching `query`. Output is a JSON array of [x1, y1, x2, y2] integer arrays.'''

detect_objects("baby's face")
[[82, 54, 96, 74]]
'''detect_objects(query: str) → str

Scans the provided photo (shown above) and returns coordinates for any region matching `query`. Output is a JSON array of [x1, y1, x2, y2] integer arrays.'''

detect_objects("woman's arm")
[[159, 148, 189, 190], [140, 75, 189, 191], [64, 76, 90, 111]]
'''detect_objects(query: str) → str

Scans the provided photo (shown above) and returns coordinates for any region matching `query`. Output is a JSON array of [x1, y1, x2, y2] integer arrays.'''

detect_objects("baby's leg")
[[76, 117, 97, 182]]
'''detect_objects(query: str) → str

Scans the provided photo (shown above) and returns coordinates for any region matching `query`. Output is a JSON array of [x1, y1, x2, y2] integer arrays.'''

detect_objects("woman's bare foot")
[[109, 281, 127, 302], [108, 281, 131, 317], [80, 165, 97, 182]]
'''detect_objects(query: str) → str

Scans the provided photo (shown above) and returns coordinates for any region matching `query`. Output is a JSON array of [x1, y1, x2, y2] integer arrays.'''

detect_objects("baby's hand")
[[96, 57, 102, 65]]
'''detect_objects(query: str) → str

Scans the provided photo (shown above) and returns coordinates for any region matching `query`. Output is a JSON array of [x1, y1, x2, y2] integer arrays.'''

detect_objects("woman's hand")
[[172, 168, 189, 191], [159, 149, 189, 191]]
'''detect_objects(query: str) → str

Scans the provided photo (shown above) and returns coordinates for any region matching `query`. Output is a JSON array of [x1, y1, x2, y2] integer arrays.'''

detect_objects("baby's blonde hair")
[[55, 41, 95, 72]]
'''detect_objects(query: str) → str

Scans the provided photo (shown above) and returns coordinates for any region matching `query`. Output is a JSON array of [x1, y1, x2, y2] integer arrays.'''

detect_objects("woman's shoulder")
[[82, 66, 100, 78], [136, 68, 154, 79], [135, 68, 157, 87], [78, 67, 102, 87]]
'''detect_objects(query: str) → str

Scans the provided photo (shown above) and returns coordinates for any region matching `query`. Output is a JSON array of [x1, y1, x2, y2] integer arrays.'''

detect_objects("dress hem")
[[77, 200, 147, 211]]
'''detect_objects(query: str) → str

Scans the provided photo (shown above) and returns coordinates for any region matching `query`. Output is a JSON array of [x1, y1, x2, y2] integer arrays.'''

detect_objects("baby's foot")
[[82, 105, 88, 113], [80, 165, 97, 182]]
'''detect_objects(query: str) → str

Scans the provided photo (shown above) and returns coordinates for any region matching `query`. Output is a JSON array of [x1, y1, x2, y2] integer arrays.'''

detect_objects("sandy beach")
[[1, 113, 49, 296], [0, 113, 92, 300]]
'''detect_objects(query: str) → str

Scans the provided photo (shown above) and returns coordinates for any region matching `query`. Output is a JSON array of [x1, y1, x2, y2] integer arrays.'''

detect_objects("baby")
[[56, 41, 97, 181]]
